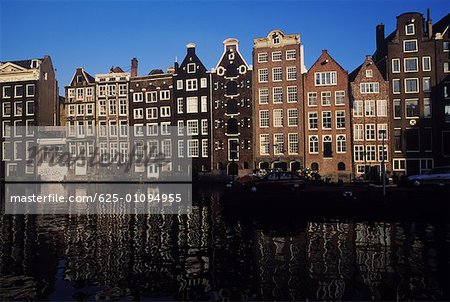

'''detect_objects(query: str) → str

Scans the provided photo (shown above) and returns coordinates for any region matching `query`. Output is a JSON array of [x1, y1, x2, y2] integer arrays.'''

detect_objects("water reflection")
[[0, 187, 449, 300]]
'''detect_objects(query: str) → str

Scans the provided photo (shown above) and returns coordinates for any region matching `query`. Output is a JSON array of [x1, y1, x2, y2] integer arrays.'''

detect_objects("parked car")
[[237, 171, 305, 194], [408, 166, 450, 187]]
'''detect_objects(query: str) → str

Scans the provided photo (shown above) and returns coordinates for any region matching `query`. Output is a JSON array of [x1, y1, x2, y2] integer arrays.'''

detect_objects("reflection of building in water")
[[1, 190, 448, 301], [391, 223, 444, 300], [254, 229, 305, 300], [355, 222, 394, 300], [305, 222, 355, 300]]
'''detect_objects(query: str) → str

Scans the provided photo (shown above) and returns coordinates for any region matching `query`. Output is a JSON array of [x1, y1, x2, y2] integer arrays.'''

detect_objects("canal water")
[[0, 187, 449, 301]]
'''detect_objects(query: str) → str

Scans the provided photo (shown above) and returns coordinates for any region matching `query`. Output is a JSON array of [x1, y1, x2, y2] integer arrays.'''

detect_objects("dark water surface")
[[0, 187, 449, 301]]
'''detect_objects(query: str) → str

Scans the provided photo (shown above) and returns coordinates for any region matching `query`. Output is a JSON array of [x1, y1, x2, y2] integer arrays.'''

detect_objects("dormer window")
[[405, 23, 415, 35], [187, 63, 196, 73], [272, 34, 280, 44], [31, 59, 39, 69]]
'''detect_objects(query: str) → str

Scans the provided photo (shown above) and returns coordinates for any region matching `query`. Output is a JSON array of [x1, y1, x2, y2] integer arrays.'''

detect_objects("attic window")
[[405, 23, 415, 35], [187, 63, 196, 73], [272, 34, 280, 44], [31, 60, 39, 69], [77, 75, 82, 83], [366, 70, 373, 78]]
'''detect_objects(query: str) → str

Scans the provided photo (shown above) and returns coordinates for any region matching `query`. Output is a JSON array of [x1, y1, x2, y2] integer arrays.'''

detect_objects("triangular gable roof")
[[214, 38, 250, 71], [308, 50, 347, 74], [68, 68, 95, 86], [0, 62, 30, 73], [179, 49, 207, 73], [349, 56, 384, 82]]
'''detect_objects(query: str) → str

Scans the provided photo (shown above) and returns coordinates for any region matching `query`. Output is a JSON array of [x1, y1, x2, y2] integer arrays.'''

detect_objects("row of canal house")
[[2, 10, 449, 181]]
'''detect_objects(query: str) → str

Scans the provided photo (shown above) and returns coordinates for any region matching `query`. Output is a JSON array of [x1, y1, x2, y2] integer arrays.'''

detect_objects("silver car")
[[408, 166, 450, 187]]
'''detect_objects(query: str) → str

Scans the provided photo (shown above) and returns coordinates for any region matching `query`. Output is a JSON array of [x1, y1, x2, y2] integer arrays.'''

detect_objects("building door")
[[75, 160, 87, 176], [227, 162, 238, 176], [273, 161, 287, 171], [290, 161, 301, 172]]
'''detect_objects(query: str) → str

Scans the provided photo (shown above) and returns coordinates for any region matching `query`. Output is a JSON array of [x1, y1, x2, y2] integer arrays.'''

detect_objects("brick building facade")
[[1, 56, 58, 179], [374, 12, 438, 176], [433, 13, 450, 166], [129, 61, 174, 178], [303, 50, 353, 181], [252, 30, 307, 171], [212, 38, 253, 176], [173, 44, 212, 174], [349, 56, 391, 180], [63, 67, 96, 179]]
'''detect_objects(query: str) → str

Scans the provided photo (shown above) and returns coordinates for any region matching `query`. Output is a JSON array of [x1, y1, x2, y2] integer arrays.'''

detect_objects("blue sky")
[[1, 1, 448, 94]]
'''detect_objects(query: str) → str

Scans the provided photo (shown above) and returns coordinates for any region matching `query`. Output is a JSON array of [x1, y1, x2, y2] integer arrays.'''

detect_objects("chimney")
[[187, 43, 196, 55], [131, 57, 138, 77], [376, 23, 385, 52], [427, 8, 433, 39], [167, 66, 175, 74]]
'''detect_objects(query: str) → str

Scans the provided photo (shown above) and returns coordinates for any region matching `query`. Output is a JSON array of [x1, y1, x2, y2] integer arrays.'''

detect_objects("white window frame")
[[422, 56, 431, 71], [392, 58, 401, 73], [259, 88, 269, 104], [272, 51, 282, 62], [187, 63, 196, 73], [186, 97, 198, 113], [287, 86, 298, 103], [403, 39, 418, 53], [146, 107, 158, 120], [258, 53, 268, 63], [258, 68, 268, 83], [392, 79, 401, 94], [286, 66, 297, 81], [160, 90, 170, 100], [404, 57, 419, 72], [272, 67, 282, 82], [186, 79, 198, 91], [286, 50, 296, 60], [287, 108, 298, 127], [259, 110, 269, 128], [377, 99, 387, 117], [405, 78, 419, 93], [160, 106, 171, 117]]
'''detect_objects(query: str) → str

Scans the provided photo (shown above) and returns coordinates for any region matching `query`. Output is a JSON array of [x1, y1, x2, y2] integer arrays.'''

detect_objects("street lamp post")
[[380, 129, 387, 197]]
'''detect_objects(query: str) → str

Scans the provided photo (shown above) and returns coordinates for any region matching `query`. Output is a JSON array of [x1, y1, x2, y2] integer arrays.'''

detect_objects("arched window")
[[225, 63, 238, 77], [226, 81, 238, 95], [309, 136, 319, 153], [338, 162, 346, 171], [227, 99, 238, 114], [227, 118, 238, 134], [311, 162, 319, 171], [337, 135, 346, 153]]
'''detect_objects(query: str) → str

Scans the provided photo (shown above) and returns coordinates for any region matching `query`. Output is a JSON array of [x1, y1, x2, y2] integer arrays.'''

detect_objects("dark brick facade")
[[375, 12, 443, 175], [1, 56, 58, 179], [173, 44, 212, 173], [212, 38, 253, 176]]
